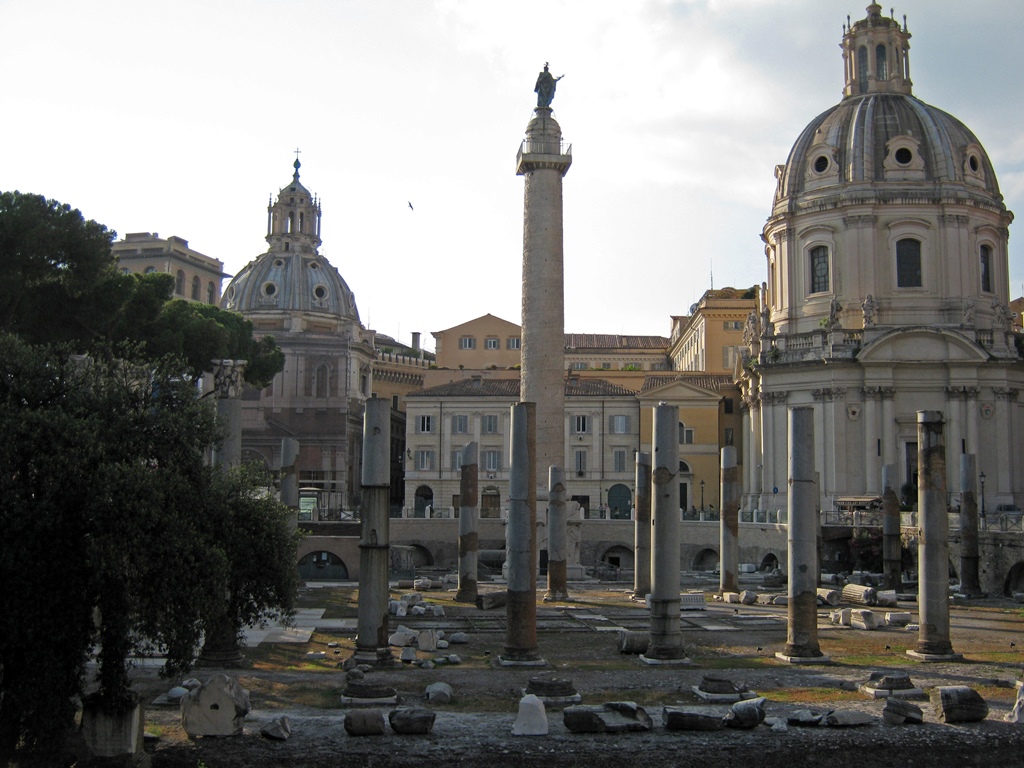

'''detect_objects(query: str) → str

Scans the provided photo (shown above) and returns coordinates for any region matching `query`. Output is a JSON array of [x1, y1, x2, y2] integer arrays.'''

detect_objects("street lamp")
[[979, 471, 987, 530], [700, 479, 705, 511]]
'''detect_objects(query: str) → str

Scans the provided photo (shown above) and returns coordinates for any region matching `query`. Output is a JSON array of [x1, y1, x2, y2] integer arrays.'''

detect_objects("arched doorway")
[[414, 485, 433, 517], [759, 552, 779, 571], [297, 550, 349, 581], [601, 545, 634, 569], [693, 548, 719, 572], [410, 544, 434, 569], [607, 484, 632, 519], [679, 460, 693, 511], [1005, 562, 1024, 596]]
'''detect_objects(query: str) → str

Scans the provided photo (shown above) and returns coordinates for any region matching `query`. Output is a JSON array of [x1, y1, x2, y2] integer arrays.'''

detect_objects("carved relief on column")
[[212, 359, 247, 398], [993, 387, 1019, 402], [878, 386, 896, 400], [761, 391, 788, 405]]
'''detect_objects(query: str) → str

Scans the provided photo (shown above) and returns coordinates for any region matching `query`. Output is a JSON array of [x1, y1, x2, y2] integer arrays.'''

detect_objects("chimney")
[[411, 331, 421, 351]]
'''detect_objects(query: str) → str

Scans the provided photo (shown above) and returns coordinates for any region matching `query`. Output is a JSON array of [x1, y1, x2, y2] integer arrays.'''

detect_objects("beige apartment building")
[[431, 314, 671, 373], [112, 232, 228, 305], [669, 287, 758, 374]]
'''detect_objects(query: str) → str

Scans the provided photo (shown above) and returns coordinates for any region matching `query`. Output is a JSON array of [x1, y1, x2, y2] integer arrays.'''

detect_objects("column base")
[[497, 655, 547, 667], [775, 651, 831, 665], [639, 654, 695, 666], [351, 648, 395, 667], [906, 649, 963, 662], [543, 590, 569, 602]]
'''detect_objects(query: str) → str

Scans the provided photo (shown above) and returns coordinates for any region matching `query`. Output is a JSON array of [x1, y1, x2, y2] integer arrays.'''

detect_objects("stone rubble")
[[388, 707, 436, 735], [563, 701, 653, 733], [930, 686, 989, 723], [344, 708, 386, 736], [180, 674, 251, 738], [512, 694, 549, 735], [260, 715, 292, 740]]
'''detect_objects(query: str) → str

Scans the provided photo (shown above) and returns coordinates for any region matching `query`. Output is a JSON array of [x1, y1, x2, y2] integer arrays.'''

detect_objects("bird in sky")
[[408, 201, 414, 211]]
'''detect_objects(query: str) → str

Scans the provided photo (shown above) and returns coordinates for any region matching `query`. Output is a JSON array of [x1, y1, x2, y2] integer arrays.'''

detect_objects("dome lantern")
[[841, 4, 912, 98]]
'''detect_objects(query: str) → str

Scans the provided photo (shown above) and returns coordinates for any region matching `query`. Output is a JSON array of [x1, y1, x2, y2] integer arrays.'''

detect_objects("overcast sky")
[[4, 0, 1022, 350]]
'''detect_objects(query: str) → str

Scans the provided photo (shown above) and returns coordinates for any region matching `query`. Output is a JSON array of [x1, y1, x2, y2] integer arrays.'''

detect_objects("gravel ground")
[[129, 589, 1024, 768]]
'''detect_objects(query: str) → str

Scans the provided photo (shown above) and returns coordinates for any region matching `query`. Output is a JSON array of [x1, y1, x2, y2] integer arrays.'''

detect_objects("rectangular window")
[[507, 337, 521, 350], [485, 337, 499, 350], [574, 415, 589, 434], [459, 336, 476, 349], [452, 414, 468, 434], [980, 244, 992, 293], [391, 395, 399, 410], [570, 362, 587, 370], [483, 450, 501, 472], [452, 494, 460, 510], [810, 245, 830, 293], [609, 415, 629, 434], [724, 398, 734, 414], [451, 449, 463, 470], [896, 238, 922, 287], [723, 320, 743, 331], [482, 414, 499, 434], [613, 449, 627, 473], [679, 424, 694, 444], [574, 450, 587, 475], [601, 362, 612, 370], [722, 346, 740, 370], [418, 415, 432, 433], [416, 450, 434, 470]]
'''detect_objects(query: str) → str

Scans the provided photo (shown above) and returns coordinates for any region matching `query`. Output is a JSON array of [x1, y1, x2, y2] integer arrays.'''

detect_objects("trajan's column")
[[517, 64, 571, 595]]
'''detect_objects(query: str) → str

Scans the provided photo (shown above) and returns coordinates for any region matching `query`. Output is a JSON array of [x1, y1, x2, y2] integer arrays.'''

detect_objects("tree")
[[0, 191, 123, 345], [0, 191, 284, 387], [0, 334, 297, 763]]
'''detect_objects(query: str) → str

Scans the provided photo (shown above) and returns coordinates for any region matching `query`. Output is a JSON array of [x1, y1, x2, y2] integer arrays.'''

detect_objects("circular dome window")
[[309, 262, 319, 270], [274, 259, 284, 267], [313, 285, 328, 300], [813, 156, 829, 173], [969, 155, 980, 173], [263, 282, 277, 297], [894, 147, 913, 165]]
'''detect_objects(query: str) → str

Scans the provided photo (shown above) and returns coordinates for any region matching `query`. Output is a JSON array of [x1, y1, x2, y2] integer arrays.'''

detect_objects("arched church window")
[[856, 46, 868, 93], [299, 212, 305, 233], [144, 266, 157, 274], [810, 245, 830, 294], [175, 270, 185, 295], [191, 275, 201, 300], [287, 212, 294, 233], [896, 239, 922, 288], [875, 44, 887, 80], [980, 244, 993, 293], [207, 281, 216, 304]]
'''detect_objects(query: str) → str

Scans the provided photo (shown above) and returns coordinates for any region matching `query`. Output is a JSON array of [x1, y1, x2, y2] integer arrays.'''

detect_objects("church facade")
[[220, 160, 376, 514], [737, 4, 1021, 520]]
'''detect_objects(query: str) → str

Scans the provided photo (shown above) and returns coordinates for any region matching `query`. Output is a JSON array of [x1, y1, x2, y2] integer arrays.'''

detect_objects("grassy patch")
[[764, 687, 865, 704]]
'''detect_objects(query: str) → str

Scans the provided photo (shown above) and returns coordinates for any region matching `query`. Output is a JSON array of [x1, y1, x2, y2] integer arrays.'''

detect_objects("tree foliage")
[[0, 334, 299, 761], [0, 191, 284, 387]]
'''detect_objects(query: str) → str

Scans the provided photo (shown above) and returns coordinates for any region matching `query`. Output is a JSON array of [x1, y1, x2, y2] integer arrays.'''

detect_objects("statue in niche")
[[827, 299, 843, 329], [534, 63, 564, 107], [962, 297, 976, 327], [743, 309, 758, 345], [861, 294, 877, 327], [760, 306, 774, 338], [992, 298, 1014, 332]]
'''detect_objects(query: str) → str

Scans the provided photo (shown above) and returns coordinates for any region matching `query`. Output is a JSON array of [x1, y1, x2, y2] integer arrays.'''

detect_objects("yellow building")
[[112, 232, 228, 305], [669, 287, 758, 374]]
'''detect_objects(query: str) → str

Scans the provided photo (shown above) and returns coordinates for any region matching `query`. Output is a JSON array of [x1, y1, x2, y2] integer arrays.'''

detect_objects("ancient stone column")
[[958, 454, 982, 596], [197, 359, 249, 667], [517, 105, 571, 562], [211, 359, 246, 469], [644, 403, 687, 663], [881, 463, 902, 592], [280, 438, 300, 526], [632, 452, 652, 599], [908, 411, 961, 661], [777, 406, 827, 663], [502, 402, 544, 665], [353, 398, 393, 666], [545, 465, 568, 601], [455, 442, 479, 604], [719, 446, 740, 594]]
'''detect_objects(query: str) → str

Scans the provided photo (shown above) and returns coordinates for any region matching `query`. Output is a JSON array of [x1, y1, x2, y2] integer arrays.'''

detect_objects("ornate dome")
[[222, 251, 361, 321], [775, 95, 1000, 206], [221, 160, 361, 323], [773, 3, 1001, 210]]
